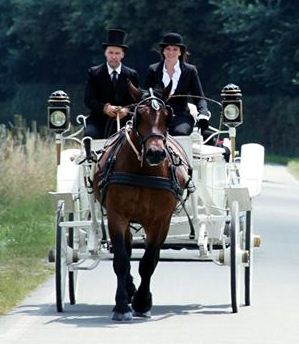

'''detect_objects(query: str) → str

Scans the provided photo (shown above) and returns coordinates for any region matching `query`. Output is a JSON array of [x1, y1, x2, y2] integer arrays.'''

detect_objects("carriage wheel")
[[68, 213, 78, 305], [244, 210, 252, 306], [230, 201, 242, 313], [55, 202, 68, 312]]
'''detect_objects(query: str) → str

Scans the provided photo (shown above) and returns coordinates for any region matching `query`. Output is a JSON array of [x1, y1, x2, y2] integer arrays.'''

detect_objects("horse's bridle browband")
[[128, 92, 168, 163]]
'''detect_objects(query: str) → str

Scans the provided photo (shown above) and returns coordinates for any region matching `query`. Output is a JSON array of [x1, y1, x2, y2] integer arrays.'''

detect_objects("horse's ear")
[[128, 79, 143, 102], [166, 105, 174, 126], [162, 80, 172, 102]]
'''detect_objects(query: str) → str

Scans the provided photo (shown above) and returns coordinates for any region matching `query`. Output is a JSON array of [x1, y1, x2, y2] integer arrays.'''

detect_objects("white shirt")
[[107, 63, 122, 79], [162, 60, 181, 95]]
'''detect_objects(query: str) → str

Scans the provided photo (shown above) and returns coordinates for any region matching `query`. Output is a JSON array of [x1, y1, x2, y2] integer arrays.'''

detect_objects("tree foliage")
[[211, 0, 299, 94], [1, 0, 299, 155], [2, 0, 298, 94]]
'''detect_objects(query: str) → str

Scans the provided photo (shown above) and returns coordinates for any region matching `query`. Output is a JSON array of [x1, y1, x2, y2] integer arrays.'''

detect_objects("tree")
[[210, 0, 299, 95], [0, 0, 16, 99]]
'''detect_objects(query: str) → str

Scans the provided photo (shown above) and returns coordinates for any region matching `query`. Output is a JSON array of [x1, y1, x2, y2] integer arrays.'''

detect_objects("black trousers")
[[84, 118, 118, 139], [84, 123, 103, 139], [168, 114, 195, 136]]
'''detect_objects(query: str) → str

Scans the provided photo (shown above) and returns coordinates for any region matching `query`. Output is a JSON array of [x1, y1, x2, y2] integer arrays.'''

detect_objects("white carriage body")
[[170, 135, 264, 250]]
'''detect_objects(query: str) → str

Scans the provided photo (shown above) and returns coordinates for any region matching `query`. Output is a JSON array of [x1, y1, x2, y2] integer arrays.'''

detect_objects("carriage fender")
[[240, 143, 265, 198], [56, 148, 81, 194]]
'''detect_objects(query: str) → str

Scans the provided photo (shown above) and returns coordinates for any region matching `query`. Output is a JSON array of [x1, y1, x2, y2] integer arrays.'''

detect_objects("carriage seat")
[[192, 144, 226, 160], [173, 135, 227, 163]]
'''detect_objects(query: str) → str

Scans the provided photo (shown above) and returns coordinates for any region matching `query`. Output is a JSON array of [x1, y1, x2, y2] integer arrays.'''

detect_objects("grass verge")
[[0, 135, 56, 315], [265, 154, 299, 181], [0, 257, 53, 315], [287, 159, 299, 180]]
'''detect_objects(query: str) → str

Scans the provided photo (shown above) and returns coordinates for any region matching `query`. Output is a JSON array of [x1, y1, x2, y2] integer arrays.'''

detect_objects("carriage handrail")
[[169, 94, 222, 107], [76, 114, 88, 127], [203, 129, 230, 145]]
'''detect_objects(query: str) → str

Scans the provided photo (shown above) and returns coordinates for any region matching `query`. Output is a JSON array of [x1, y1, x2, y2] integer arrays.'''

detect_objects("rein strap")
[[125, 122, 143, 163]]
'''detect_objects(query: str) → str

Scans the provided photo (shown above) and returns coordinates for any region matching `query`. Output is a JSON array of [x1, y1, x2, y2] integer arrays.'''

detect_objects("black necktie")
[[112, 70, 118, 89]]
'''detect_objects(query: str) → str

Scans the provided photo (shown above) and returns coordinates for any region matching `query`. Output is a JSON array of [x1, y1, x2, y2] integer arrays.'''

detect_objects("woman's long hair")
[[159, 46, 189, 62]]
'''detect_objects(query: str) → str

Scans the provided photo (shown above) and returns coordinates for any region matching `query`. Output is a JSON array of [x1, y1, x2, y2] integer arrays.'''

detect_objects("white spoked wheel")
[[244, 210, 252, 306], [55, 202, 68, 312], [230, 201, 242, 313], [68, 213, 78, 305]]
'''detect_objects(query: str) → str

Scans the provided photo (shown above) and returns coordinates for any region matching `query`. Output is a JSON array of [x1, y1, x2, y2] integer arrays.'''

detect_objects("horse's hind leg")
[[109, 217, 132, 321]]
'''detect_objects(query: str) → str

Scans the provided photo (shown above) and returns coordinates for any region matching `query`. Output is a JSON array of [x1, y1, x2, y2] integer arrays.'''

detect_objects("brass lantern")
[[47, 90, 70, 132], [221, 84, 243, 127]]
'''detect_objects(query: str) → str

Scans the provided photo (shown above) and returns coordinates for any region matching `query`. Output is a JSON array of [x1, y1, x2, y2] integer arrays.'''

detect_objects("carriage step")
[[58, 220, 95, 228], [130, 249, 214, 262], [132, 239, 222, 251], [132, 241, 198, 250]]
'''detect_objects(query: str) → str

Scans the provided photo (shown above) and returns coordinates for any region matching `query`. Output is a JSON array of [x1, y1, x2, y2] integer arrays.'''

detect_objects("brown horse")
[[93, 84, 190, 321]]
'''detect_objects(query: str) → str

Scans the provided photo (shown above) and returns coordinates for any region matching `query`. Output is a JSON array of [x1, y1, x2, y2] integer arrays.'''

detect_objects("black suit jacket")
[[84, 63, 139, 137], [144, 61, 208, 117]]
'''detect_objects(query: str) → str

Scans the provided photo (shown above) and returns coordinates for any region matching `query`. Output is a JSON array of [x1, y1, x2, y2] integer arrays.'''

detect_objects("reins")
[[168, 94, 222, 107], [125, 121, 143, 163]]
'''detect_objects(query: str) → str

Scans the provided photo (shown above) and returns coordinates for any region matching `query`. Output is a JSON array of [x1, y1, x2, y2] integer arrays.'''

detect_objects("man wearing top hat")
[[84, 29, 139, 139]]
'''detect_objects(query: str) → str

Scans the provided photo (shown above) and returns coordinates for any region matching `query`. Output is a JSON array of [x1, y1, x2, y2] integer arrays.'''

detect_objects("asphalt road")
[[0, 164, 299, 344]]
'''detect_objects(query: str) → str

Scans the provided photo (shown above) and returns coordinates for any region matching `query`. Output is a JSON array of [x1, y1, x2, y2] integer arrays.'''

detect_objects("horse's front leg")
[[132, 223, 170, 318], [125, 228, 136, 303], [108, 214, 132, 321], [132, 244, 159, 318]]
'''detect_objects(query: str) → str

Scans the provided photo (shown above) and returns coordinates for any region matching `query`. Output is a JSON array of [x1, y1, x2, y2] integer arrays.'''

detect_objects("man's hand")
[[103, 103, 119, 118], [116, 107, 129, 120]]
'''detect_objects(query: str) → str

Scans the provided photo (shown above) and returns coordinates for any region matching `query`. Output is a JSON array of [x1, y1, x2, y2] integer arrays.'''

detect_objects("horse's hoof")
[[112, 311, 133, 322], [133, 310, 151, 319]]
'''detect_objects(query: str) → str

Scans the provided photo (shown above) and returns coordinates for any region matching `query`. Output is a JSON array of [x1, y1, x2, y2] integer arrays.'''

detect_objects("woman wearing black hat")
[[145, 32, 210, 136], [84, 29, 139, 140]]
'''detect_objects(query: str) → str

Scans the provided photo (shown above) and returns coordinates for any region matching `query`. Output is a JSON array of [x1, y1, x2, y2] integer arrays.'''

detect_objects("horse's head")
[[129, 81, 173, 166]]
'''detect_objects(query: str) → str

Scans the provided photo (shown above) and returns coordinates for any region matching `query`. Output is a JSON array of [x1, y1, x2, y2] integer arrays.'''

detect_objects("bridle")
[[125, 89, 169, 164]]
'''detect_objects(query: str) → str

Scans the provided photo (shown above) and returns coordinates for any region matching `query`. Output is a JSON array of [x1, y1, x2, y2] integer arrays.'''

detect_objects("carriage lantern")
[[221, 84, 243, 127], [47, 90, 70, 132]]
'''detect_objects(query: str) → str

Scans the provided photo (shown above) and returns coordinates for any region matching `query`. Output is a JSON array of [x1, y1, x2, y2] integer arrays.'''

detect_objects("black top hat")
[[159, 32, 186, 49], [102, 29, 128, 49]]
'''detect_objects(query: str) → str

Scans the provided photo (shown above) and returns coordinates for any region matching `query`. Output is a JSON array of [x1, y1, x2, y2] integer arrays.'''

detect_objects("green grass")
[[288, 159, 299, 180], [265, 154, 291, 165], [0, 134, 56, 314], [265, 154, 299, 181], [0, 257, 53, 315], [0, 198, 55, 315], [0, 197, 55, 258]]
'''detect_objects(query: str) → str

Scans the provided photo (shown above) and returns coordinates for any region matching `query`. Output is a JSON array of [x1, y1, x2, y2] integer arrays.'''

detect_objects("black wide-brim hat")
[[102, 29, 128, 49], [159, 32, 186, 49]]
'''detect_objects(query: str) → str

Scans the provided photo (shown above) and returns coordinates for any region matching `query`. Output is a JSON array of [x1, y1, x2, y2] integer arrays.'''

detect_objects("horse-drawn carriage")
[[47, 83, 264, 320]]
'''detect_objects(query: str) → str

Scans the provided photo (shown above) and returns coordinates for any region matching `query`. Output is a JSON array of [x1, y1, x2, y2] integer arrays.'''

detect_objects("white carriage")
[[47, 85, 264, 314]]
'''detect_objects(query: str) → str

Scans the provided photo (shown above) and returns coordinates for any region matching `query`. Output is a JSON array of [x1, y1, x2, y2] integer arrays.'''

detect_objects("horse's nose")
[[145, 147, 166, 166]]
